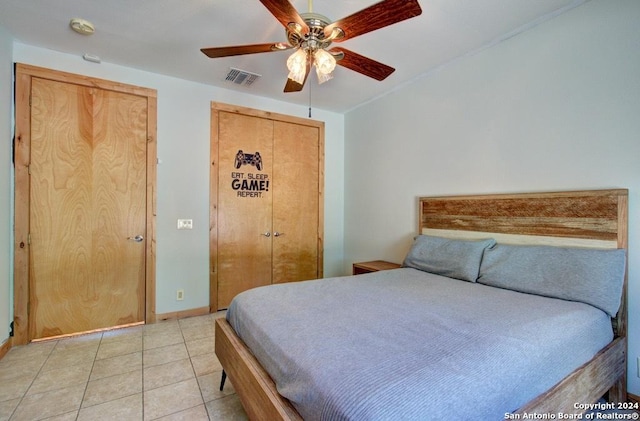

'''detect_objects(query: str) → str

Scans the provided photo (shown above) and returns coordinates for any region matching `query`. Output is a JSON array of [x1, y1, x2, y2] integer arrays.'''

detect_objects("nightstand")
[[352, 260, 402, 275]]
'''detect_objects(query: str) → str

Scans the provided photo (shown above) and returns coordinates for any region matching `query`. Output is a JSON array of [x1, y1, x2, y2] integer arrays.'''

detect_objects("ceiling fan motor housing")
[[287, 13, 340, 52]]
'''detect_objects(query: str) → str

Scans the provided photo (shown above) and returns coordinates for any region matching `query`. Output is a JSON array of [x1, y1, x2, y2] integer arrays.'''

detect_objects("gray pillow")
[[403, 235, 496, 282], [478, 244, 626, 317]]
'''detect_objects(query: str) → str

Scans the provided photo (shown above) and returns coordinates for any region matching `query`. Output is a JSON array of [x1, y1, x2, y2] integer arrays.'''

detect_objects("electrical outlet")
[[176, 289, 184, 301], [177, 219, 193, 230]]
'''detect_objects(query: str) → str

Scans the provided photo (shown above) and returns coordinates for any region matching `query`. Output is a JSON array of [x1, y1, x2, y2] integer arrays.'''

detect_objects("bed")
[[215, 189, 628, 420]]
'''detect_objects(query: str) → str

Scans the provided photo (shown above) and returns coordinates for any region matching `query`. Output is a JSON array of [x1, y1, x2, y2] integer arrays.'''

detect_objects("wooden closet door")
[[216, 112, 274, 308], [272, 121, 320, 284], [29, 78, 148, 339]]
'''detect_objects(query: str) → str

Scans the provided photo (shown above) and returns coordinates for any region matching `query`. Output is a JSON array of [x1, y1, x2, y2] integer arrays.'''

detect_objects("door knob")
[[127, 235, 144, 242], [261, 232, 271, 237], [273, 232, 285, 237]]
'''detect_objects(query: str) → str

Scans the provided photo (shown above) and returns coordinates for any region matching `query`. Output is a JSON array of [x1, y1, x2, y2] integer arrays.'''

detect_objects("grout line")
[[1, 313, 238, 420], [77, 331, 104, 418]]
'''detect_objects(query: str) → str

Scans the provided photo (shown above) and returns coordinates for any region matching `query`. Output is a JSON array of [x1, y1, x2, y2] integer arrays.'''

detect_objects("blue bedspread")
[[227, 268, 613, 420]]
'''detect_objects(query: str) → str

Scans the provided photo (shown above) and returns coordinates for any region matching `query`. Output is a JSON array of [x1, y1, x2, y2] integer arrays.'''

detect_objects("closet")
[[210, 103, 324, 310]]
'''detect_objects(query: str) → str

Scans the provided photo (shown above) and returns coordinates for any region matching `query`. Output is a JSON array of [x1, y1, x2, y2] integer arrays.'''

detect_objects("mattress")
[[226, 268, 613, 420]]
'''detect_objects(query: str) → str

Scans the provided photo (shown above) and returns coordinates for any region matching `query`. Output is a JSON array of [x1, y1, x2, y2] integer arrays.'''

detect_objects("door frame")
[[209, 102, 325, 311], [13, 64, 158, 344]]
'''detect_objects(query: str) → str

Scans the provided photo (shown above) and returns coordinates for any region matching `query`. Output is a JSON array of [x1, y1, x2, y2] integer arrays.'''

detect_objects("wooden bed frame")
[[215, 189, 628, 419]]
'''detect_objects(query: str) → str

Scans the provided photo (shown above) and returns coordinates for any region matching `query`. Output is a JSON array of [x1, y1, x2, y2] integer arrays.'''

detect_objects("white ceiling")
[[0, 0, 587, 113]]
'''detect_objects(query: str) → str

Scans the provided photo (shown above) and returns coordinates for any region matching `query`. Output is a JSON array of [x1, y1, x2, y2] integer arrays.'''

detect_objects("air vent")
[[225, 68, 261, 87]]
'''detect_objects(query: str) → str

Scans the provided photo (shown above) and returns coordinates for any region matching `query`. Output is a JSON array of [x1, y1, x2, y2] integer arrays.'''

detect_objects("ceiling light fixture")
[[200, 0, 422, 93], [286, 49, 308, 84], [69, 18, 95, 35], [313, 49, 336, 84], [284, 11, 338, 86]]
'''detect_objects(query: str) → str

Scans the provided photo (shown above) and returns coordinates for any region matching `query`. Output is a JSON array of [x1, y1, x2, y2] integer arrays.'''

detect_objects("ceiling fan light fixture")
[[286, 49, 308, 84], [314, 49, 336, 75], [315, 66, 333, 84]]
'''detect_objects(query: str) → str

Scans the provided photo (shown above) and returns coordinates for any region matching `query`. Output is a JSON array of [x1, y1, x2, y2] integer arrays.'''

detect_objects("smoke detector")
[[69, 18, 95, 35]]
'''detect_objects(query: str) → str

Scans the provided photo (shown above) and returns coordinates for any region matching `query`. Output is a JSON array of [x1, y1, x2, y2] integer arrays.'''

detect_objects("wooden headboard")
[[418, 189, 628, 337]]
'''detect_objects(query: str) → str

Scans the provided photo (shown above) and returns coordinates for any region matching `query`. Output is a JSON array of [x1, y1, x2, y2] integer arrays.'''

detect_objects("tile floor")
[[0, 312, 248, 420]]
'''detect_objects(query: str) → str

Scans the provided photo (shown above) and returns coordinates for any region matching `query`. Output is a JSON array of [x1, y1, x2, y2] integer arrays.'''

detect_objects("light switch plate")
[[177, 219, 193, 230]]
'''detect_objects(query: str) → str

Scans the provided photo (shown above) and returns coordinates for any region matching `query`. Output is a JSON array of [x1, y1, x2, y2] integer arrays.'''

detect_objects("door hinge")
[[27, 164, 31, 175], [9, 321, 14, 337], [27, 233, 31, 245]]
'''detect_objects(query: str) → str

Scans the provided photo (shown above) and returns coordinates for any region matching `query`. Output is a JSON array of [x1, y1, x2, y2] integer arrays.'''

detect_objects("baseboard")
[[628, 392, 639, 404], [155, 306, 210, 322], [0, 338, 11, 361]]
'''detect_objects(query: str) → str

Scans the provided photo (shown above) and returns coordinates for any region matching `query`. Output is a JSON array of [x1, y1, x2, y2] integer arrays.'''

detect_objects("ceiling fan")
[[201, 0, 422, 93]]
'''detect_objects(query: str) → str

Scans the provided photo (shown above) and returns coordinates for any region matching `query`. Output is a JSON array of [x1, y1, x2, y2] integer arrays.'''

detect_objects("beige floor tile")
[[143, 331, 185, 351], [205, 394, 248, 421], [27, 361, 93, 395], [143, 320, 180, 336], [0, 358, 41, 383], [185, 336, 215, 358], [1, 341, 55, 366], [197, 371, 236, 403], [143, 343, 188, 368], [11, 384, 85, 421], [143, 378, 203, 420], [41, 346, 97, 371], [77, 393, 142, 421], [178, 315, 212, 330], [190, 352, 222, 377], [180, 324, 215, 342], [82, 369, 142, 408], [52, 332, 102, 351], [101, 325, 144, 344], [0, 374, 33, 402], [0, 312, 248, 421], [39, 411, 79, 421], [0, 397, 20, 420], [154, 404, 210, 421], [144, 358, 194, 391], [96, 336, 143, 360], [90, 351, 142, 381]]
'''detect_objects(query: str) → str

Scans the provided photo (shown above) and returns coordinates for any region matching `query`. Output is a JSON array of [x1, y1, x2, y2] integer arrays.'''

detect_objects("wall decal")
[[231, 150, 269, 198], [234, 150, 262, 170]]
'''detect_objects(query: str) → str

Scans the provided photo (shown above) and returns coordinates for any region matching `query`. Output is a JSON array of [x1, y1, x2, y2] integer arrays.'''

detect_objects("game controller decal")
[[230, 150, 269, 198], [234, 150, 262, 171]]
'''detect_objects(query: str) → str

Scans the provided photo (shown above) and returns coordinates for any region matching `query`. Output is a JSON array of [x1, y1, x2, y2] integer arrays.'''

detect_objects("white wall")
[[10, 43, 345, 315], [0, 26, 13, 346], [344, 0, 640, 395]]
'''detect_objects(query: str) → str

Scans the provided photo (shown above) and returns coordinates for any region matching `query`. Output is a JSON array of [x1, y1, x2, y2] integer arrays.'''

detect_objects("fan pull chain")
[[308, 51, 313, 118]]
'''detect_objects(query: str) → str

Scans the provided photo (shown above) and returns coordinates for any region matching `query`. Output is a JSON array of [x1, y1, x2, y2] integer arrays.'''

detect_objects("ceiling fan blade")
[[284, 61, 311, 93], [284, 78, 305, 93], [324, 0, 422, 42], [201, 43, 290, 58], [330, 47, 395, 81], [259, 0, 309, 34]]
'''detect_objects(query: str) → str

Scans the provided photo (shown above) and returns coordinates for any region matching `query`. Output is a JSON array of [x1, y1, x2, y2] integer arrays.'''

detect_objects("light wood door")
[[29, 77, 148, 339], [216, 111, 274, 308], [272, 121, 320, 284], [211, 103, 324, 310]]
